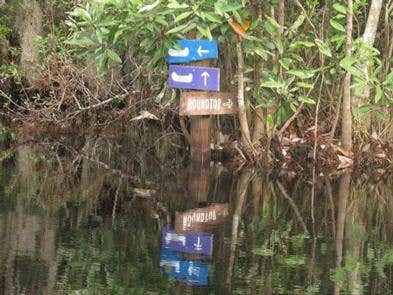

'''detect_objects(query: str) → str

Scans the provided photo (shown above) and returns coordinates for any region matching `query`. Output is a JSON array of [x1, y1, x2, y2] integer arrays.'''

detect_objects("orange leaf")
[[241, 20, 251, 32], [228, 19, 246, 37]]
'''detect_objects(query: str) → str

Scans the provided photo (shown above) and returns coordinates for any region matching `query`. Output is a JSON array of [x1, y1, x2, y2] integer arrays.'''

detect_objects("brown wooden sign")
[[175, 203, 230, 232], [180, 92, 237, 116]]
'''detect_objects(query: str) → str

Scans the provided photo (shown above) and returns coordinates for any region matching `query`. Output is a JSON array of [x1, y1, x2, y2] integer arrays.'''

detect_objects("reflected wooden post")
[[188, 162, 209, 204], [190, 116, 211, 164]]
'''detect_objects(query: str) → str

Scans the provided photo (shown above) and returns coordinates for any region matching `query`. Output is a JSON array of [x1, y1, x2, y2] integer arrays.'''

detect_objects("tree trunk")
[[277, 0, 285, 35], [341, 0, 353, 150], [236, 40, 253, 155], [18, 0, 43, 85], [352, 0, 383, 129], [226, 169, 252, 291], [334, 173, 350, 295], [0, 1, 9, 72], [251, 7, 267, 145], [252, 107, 266, 144]]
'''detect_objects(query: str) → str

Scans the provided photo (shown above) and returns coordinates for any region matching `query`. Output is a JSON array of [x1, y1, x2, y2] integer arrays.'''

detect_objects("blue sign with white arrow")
[[160, 250, 209, 286], [167, 39, 218, 64], [161, 228, 213, 257], [168, 65, 220, 91]]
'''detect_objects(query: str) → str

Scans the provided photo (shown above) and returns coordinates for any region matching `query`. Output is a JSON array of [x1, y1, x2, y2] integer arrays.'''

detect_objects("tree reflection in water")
[[0, 134, 393, 293]]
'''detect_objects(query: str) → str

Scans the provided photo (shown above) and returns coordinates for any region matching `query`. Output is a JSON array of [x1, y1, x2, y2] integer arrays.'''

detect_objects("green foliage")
[[1, 0, 392, 135], [65, 0, 246, 72]]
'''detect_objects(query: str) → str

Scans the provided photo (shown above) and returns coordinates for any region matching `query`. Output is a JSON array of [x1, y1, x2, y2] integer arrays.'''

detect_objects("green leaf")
[[214, 2, 243, 16], [333, 3, 347, 14], [288, 69, 315, 79], [266, 114, 275, 131], [196, 25, 212, 40], [252, 247, 274, 257], [265, 16, 280, 30], [339, 57, 364, 78], [289, 40, 315, 50], [290, 13, 305, 32], [299, 95, 315, 104], [384, 71, 393, 86], [65, 36, 96, 47], [296, 82, 314, 89], [138, 0, 160, 13], [165, 23, 189, 34], [155, 86, 166, 103], [375, 85, 383, 103], [315, 39, 332, 57], [174, 11, 193, 23], [69, 7, 92, 21], [261, 80, 283, 88], [167, 1, 189, 9], [354, 104, 374, 118], [204, 13, 223, 23], [279, 58, 292, 70], [107, 49, 122, 64], [264, 16, 280, 35], [112, 30, 123, 45], [277, 106, 288, 126], [275, 40, 284, 55], [330, 19, 346, 32]]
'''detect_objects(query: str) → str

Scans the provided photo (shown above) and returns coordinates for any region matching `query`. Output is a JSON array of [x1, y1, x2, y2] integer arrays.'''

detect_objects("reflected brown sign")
[[180, 92, 237, 116], [175, 203, 230, 232]]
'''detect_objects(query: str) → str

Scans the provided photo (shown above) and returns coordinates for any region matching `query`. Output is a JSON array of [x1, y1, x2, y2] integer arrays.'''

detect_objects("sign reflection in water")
[[160, 250, 209, 286], [175, 203, 229, 232], [160, 228, 212, 286], [161, 227, 213, 257]]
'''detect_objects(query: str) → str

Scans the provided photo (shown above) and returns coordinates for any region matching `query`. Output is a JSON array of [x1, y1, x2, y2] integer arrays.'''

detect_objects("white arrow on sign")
[[194, 237, 202, 251], [171, 72, 193, 83], [188, 262, 200, 276], [197, 46, 209, 57], [168, 47, 190, 57], [222, 99, 233, 109], [201, 72, 210, 86]]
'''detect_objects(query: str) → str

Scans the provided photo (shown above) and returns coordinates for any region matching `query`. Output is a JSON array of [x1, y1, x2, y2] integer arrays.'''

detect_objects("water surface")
[[0, 131, 393, 294]]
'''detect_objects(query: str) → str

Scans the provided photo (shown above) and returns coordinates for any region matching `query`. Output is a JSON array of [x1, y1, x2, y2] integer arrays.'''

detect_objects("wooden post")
[[189, 60, 212, 164]]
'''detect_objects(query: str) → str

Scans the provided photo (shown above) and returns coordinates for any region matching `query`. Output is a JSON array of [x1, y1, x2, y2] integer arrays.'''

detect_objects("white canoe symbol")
[[160, 260, 181, 273], [165, 232, 186, 246], [171, 72, 193, 83], [168, 47, 190, 57]]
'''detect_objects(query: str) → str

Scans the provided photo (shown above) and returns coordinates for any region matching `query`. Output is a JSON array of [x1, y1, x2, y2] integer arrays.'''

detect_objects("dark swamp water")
[[1, 126, 393, 295]]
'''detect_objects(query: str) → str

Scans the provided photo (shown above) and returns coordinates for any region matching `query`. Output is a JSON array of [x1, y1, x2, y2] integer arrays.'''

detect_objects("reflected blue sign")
[[162, 228, 213, 257], [160, 250, 209, 286], [167, 39, 218, 64]]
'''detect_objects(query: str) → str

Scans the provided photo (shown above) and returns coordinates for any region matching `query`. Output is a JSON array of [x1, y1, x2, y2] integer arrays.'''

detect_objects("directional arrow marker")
[[167, 40, 218, 64], [194, 237, 203, 251], [201, 71, 210, 86], [223, 99, 233, 109], [197, 46, 210, 57], [168, 65, 220, 91], [161, 228, 213, 256]]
